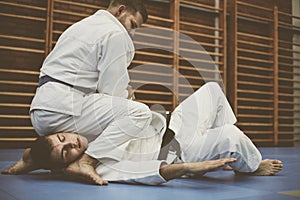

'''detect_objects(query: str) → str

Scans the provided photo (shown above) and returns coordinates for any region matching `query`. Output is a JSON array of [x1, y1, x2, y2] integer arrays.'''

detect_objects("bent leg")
[[81, 94, 153, 159], [169, 82, 236, 153], [181, 124, 262, 173]]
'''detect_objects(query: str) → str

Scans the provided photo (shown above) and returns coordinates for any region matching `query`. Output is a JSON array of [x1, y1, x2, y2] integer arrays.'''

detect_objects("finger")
[[222, 158, 237, 163]]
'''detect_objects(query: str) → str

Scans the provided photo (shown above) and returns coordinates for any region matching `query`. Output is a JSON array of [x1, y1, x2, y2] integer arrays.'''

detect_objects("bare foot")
[[236, 159, 283, 176], [1, 148, 40, 175], [65, 153, 108, 185]]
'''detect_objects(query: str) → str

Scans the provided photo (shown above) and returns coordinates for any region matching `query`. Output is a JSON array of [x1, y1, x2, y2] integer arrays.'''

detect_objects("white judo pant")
[[30, 93, 153, 160], [169, 82, 262, 172]]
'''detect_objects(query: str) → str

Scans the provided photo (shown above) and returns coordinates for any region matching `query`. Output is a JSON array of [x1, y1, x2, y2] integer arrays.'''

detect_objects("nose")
[[66, 141, 78, 149]]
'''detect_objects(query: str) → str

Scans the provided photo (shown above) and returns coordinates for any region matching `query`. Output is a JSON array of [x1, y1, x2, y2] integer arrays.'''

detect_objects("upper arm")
[[96, 31, 134, 97]]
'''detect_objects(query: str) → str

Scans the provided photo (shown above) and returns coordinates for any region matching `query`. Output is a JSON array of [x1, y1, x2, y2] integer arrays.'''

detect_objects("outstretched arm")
[[159, 158, 236, 181], [1, 148, 40, 175]]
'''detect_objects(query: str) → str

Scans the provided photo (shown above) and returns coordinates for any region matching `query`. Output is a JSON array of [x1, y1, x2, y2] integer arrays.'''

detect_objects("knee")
[[128, 101, 152, 130], [218, 124, 245, 145]]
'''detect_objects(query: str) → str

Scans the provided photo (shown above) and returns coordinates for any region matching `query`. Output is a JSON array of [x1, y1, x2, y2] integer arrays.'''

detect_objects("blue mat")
[[0, 147, 299, 200]]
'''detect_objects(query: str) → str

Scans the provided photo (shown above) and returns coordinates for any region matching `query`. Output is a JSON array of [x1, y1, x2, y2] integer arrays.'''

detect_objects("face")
[[117, 8, 144, 36], [47, 132, 88, 165]]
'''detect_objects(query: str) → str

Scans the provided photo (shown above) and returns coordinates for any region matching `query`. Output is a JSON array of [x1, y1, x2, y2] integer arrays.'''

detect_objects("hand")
[[159, 158, 236, 181], [127, 85, 135, 100], [65, 154, 108, 185], [184, 158, 237, 175], [1, 148, 40, 175]]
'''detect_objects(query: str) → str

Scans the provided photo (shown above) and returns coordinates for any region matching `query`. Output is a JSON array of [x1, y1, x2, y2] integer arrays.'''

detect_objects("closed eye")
[[57, 134, 65, 142]]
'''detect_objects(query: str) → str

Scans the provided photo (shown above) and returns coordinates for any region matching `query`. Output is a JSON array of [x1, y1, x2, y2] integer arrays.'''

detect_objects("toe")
[[273, 160, 282, 164]]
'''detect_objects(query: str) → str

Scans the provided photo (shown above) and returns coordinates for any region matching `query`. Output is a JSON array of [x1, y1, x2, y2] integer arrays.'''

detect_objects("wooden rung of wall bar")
[[180, 21, 222, 31], [138, 100, 172, 105], [237, 114, 273, 118], [238, 56, 273, 64], [238, 32, 273, 41], [135, 90, 173, 96], [130, 69, 173, 77], [0, 115, 30, 119], [179, 57, 222, 65], [238, 64, 273, 72], [237, 89, 274, 95], [180, 30, 223, 40], [237, 1, 273, 12], [0, 126, 35, 130], [0, 13, 45, 22], [0, 1, 46, 11], [237, 122, 273, 126], [53, 9, 90, 18], [0, 80, 38, 86], [133, 41, 173, 50], [179, 65, 222, 73], [132, 60, 172, 68], [0, 92, 35, 97], [130, 80, 172, 86], [238, 80, 273, 87], [135, 51, 173, 59], [149, 15, 173, 23], [180, 48, 223, 57], [0, 46, 44, 54], [54, 0, 103, 9], [0, 35, 45, 43], [238, 73, 273, 80], [181, 39, 223, 48], [180, 0, 222, 11], [237, 48, 273, 56], [238, 40, 272, 48], [53, 19, 73, 25], [238, 12, 273, 22], [0, 69, 39, 75], [0, 138, 36, 142]]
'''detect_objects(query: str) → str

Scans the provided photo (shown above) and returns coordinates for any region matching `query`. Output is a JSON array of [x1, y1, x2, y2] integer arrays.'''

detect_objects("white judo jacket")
[[30, 10, 134, 116]]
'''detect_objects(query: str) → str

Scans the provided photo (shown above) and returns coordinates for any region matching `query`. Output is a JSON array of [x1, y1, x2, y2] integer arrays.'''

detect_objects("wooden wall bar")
[[0, 0, 299, 148], [228, 0, 299, 146], [0, 0, 47, 147]]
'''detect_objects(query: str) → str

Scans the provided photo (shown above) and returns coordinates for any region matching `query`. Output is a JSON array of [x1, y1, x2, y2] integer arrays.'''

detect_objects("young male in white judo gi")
[[2, 82, 283, 185]]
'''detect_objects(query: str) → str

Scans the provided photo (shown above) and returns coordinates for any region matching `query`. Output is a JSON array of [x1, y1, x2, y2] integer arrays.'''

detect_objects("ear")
[[116, 5, 127, 17]]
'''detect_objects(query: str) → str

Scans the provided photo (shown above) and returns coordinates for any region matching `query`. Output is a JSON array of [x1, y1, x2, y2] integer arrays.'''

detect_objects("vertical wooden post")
[[273, 5, 279, 145], [171, 0, 180, 110], [228, 0, 238, 114], [220, 0, 227, 92], [45, 0, 54, 56]]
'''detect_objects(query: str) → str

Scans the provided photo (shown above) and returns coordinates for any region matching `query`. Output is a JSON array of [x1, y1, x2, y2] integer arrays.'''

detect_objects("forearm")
[[159, 158, 237, 181], [159, 163, 188, 181]]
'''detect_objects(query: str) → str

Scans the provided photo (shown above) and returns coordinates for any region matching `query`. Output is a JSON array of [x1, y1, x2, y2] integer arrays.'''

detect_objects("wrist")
[[181, 162, 190, 174]]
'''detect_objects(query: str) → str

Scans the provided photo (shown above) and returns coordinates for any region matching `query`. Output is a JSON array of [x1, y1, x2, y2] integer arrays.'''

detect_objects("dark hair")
[[109, 0, 148, 23], [30, 136, 66, 170]]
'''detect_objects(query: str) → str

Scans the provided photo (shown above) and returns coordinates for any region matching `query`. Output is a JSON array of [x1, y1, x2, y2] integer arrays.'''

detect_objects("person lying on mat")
[[2, 82, 283, 185]]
